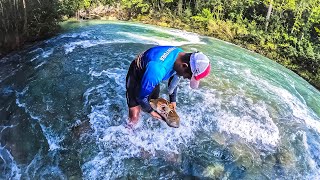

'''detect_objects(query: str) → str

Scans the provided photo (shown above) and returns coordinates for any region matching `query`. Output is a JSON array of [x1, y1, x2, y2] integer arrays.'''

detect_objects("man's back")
[[139, 46, 183, 81]]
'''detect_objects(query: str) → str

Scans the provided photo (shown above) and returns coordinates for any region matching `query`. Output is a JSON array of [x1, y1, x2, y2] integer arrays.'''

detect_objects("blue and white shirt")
[[138, 46, 183, 112]]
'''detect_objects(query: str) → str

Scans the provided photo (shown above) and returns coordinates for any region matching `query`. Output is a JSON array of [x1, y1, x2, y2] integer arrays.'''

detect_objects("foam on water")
[[0, 146, 21, 179], [15, 87, 29, 108], [83, 121, 194, 178], [88, 68, 127, 89], [64, 39, 129, 54], [243, 68, 320, 133], [83, 112, 195, 179], [118, 32, 204, 46], [46, 31, 92, 44], [82, 69, 197, 179], [293, 131, 320, 178], [0, 124, 19, 134], [210, 57, 320, 149], [216, 98, 279, 147], [59, 31, 92, 39], [41, 48, 54, 58], [34, 61, 47, 69], [118, 21, 204, 45], [28, 48, 53, 59], [25, 151, 66, 179], [39, 124, 64, 151], [26, 48, 54, 70], [15, 87, 64, 151], [154, 28, 204, 44], [175, 79, 280, 149], [301, 132, 318, 170], [108, 21, 203, 44]]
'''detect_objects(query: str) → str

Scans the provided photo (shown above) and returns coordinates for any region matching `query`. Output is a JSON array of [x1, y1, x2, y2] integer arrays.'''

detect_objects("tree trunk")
[[76, 10, 79, 20], [193, 0, 198, 14], [265, 2, 272, 31], [23, 0, 28, 37], [14, 0, 20, 48], [0, 1, 4, 34], [158, 0, 162, 11], [177, 0, 182, 16]]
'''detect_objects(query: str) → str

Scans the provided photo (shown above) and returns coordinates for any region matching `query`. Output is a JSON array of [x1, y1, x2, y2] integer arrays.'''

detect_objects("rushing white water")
[[0, 20, 320, 179]]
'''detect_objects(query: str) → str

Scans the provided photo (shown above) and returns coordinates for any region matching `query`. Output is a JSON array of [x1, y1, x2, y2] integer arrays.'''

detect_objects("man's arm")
[[168, 76, 178, 103], [137, 88, 154, 113]]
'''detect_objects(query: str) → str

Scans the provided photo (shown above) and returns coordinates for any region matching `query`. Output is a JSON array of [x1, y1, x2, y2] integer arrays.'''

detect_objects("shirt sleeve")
[[138, 62, 165, 112], [168, 76, 178, 102]]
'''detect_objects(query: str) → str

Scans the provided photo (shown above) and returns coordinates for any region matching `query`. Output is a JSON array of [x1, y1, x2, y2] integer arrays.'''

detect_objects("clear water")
[[1, 20, 320, 179]]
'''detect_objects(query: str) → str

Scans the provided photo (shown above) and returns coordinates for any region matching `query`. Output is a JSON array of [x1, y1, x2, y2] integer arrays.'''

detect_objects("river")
[[1, 20, 320, 179]]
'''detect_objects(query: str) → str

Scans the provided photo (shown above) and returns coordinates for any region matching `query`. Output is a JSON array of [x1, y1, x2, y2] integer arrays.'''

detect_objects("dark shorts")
[[126, 60, 160, 108]]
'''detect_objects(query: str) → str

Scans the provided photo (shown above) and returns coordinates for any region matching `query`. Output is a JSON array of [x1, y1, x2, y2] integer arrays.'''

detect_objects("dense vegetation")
[[0, 0, 61, 56], [1, 0, 319, 89]]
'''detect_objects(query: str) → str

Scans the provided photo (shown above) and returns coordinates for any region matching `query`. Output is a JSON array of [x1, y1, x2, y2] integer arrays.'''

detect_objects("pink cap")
[[190, 52, 211, 89]]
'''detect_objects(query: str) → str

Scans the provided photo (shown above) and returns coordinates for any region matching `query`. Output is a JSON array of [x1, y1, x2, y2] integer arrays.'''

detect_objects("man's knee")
[[129, 106, 141, 121], [130, 114, 139, 121]]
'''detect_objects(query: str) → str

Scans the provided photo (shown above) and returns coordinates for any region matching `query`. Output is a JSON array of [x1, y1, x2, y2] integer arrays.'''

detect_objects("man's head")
[[189, 52, 211, 88], [174, 52, 211, 89]]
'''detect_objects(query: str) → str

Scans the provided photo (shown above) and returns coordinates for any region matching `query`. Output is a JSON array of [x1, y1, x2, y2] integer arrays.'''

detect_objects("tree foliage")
[[0, 0, 61, 56]]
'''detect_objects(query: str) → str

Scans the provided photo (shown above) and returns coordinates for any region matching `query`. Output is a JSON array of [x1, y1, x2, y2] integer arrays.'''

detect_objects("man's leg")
[[128, 105, 141, 125], [126, 67, 141, 126]]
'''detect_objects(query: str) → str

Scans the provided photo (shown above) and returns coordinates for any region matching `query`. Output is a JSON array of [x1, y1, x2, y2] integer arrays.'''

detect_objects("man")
[[126, 46, 211, 127]]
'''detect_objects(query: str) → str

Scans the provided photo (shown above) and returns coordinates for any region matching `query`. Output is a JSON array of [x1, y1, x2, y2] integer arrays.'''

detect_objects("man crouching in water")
[[125, 46, 211, 127]]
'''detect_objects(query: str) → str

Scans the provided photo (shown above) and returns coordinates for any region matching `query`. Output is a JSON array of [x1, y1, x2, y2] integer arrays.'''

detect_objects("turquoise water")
[[1, 20, 320, 179]]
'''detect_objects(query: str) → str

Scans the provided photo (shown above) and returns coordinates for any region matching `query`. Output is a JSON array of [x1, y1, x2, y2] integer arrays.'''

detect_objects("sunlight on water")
[[0, 20, 320, 179]]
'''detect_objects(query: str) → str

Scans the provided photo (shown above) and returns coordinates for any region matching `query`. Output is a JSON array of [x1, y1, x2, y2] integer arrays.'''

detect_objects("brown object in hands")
[[149, 98, 180, 128]]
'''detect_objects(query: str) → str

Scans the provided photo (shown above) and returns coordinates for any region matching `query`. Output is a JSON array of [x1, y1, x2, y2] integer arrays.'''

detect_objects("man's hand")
[[170, 102, 176, 111], [150, 111, 162, 120]]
